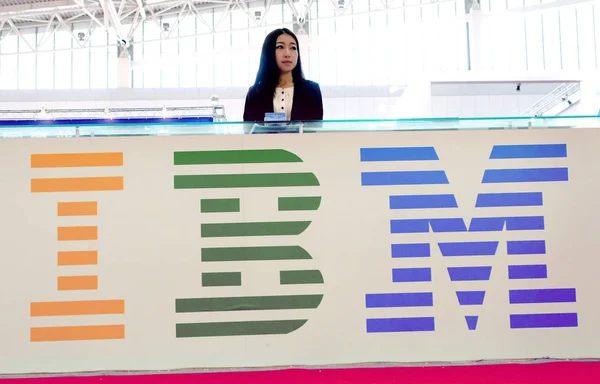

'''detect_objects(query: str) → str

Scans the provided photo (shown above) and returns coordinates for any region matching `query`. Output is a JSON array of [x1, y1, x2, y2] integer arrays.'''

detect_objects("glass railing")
[[0, 115, 599, 138]]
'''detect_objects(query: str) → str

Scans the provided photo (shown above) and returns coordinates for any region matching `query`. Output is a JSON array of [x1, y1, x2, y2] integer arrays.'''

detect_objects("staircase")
[[523, 82, 580, 117]]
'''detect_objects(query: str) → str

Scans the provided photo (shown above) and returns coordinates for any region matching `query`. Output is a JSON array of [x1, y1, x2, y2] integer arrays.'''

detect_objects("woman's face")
[[275, 34, 298, 74]]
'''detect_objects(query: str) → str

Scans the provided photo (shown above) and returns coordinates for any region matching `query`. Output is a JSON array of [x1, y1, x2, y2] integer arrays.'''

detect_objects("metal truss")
[[0, 0, 231, 50], [0, 0, 588, 51], [0, 0, 467, 51]]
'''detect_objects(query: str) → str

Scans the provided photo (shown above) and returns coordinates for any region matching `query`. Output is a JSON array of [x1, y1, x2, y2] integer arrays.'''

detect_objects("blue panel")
[[392, 243, 431, 258], [360, 147, 439, 162], [392, 268, 432, 282], [391, 219, 430, 233], [430, 218, 467, 232], [438, 241, 498, 256], [456, 291, 486, 305], [482, 168, 569, 183], [367, 317, 436, 332], [510, 313, 578, 329], [366, 292, 433, 308], [509, 288, 576, 304], [0, 116, 213, 127], [507, 240, 546, 255], [475, 192, 543, 207], [508, 265, 548, 279], [361, 171, 449, 186], [505, 216, 545, 230], [468, 218, 506, 232], [389, 194, 458, 209], [470, 216, 544, 231], [447, 266, 492, 281], [489, 144, 567, 159], [465, 316, 479, 330]]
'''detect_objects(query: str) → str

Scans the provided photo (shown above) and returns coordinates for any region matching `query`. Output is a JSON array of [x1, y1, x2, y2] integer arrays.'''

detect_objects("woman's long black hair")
[[251, 28, 305, 95]]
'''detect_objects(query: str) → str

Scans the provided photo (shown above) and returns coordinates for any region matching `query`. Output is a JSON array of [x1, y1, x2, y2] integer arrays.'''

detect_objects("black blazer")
[[243, 80, 323, 122]]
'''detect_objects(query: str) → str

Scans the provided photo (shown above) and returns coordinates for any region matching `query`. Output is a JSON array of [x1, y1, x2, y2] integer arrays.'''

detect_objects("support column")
[[117, 42, 133, 88], [297, 32, 310, 78], [294, 23, 310, 78], [467, 9, 485, 71]]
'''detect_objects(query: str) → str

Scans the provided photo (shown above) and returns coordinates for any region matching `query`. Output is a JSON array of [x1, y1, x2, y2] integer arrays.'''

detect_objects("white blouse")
[[273, 86, 294, 120]]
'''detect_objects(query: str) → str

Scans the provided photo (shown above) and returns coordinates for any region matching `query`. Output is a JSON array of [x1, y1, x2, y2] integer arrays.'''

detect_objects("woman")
[[243, 28, 323, 122]]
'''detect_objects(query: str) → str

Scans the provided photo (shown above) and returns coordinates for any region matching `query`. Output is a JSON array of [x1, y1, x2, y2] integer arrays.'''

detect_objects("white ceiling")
[[0, 0, 595, 49], [0, 0, 305, 31], [0, 0, 295, 46], [0, 0, 228, 27]]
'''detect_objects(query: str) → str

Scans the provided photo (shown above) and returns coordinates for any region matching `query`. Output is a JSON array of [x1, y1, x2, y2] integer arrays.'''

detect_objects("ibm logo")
[[360, 144, 577, 333], [173, 149, 323, 338]]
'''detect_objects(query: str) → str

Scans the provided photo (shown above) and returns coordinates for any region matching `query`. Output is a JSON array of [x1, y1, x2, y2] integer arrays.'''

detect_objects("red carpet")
[[2, 362, 599, 383]]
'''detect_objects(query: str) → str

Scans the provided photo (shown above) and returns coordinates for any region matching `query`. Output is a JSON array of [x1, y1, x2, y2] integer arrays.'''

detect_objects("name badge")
[[264, 112, 286, 122]]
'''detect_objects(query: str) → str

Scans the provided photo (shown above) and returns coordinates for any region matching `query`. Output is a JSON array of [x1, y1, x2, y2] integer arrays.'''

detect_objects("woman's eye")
[[276, 45, 284, 49], [291, 47, 297, 50]]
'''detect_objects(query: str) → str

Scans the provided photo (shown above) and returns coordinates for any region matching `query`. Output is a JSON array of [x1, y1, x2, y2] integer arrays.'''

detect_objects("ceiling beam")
[[100, 0, 126, 42], [72, 0, 107, 29], [0, 0, 74, 16], [136, 0, 147, 19]]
